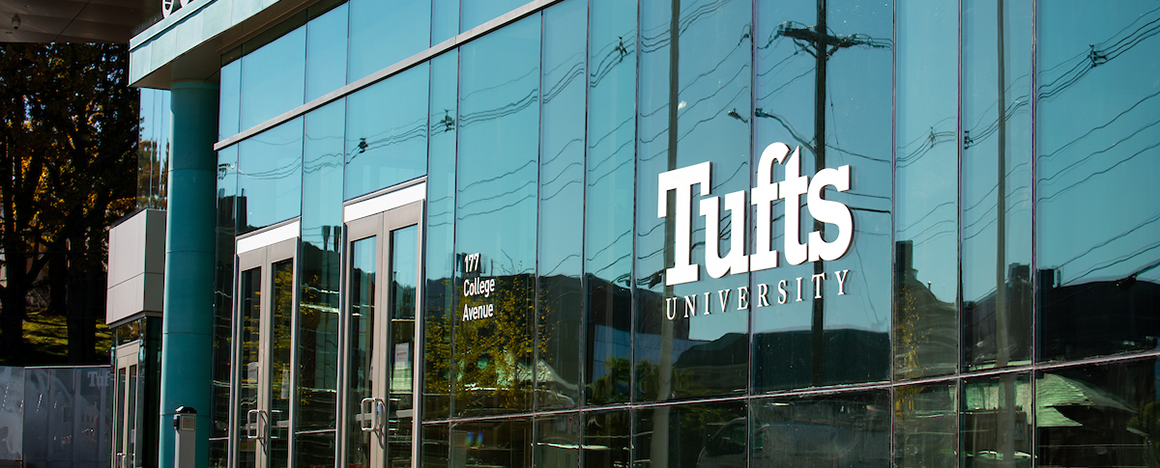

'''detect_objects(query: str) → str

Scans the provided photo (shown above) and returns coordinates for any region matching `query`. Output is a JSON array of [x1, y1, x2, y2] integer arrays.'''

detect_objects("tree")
[[0, 43, 138, 364]]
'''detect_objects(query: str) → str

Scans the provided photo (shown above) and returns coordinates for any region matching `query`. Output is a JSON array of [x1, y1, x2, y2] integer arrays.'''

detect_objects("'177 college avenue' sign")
[[657, 142, 855, 320]]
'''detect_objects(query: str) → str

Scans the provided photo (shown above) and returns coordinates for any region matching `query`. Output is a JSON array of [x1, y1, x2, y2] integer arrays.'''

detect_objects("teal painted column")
[[160, 80, 218, 468]]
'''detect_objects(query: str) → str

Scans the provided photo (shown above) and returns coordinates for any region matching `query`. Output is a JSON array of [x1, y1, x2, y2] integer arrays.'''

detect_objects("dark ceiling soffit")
[[0, 0, 158, 44]]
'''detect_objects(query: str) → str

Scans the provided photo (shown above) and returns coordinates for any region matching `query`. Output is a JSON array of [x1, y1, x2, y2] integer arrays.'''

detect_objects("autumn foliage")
[[0, 43, 138, 364]]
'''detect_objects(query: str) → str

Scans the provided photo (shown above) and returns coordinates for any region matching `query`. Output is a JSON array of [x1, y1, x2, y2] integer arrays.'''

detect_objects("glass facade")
[[137, 88, 170, 209], [131, 0, 1160, 466], [1036, 0, 1160, 364]]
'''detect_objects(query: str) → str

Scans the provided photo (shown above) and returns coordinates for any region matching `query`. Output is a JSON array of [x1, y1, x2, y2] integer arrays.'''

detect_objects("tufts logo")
[[657, 143, 855, 320], [658, 142, 854, 286], [162, 0, 194, 18]]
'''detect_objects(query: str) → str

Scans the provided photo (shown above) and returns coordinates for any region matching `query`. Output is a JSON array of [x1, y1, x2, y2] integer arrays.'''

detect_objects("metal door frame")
[[113, 340, 142, 468], [338, 180, 425, 468], [230, 220, 299, 468]]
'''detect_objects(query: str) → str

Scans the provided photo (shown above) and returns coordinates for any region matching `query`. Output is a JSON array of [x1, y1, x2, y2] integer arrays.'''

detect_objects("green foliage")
[[21, 309, 112, 365]]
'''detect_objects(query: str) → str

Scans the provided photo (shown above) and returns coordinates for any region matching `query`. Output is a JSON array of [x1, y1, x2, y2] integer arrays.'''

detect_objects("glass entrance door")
[[235, 238, 296, 468], [343, 201, 422, 468], [113, 341, 141, 468]]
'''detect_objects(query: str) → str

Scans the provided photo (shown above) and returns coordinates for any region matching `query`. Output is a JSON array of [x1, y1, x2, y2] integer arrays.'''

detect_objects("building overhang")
[[127, 0, 315, 89]]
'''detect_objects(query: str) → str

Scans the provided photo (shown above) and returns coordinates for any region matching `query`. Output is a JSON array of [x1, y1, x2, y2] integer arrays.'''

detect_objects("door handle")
[[359, 397, 385, 432], [246, 409, 264, 440]]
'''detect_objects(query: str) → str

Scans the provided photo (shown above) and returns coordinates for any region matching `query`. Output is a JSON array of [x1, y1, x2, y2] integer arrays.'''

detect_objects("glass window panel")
[[751, 390, 890, 466], [894, 0, 960, 380], [460, 0, 526, 34], [237, 118, 304, 233], [268, 259, 295, 467], [305, 4, 348, 101], [344, 65, 429, 200], [583, 0, 633, 407], [450, 418, 531, 468], [114, 367, 125, 463], [635, 0, 752, 403], [145, 318, 163, 467], [22, 369, 45, 461], [894, 381, 958, 467], [137, 89, 170, 209], [752, 0, 893, 392], [144, 319, 162, 468], [534, 413, 580, 467], [581, 410, 630, 468], [295, 101, 344, 444], [1036, 358, 1158, 466], [132, 318, 144, 342], [1036, 0, 1160, 362], [751, 0, 818, 393], [432, 0, 459, 45], [158, 90, 171, 206], [820, 0, 893, 384], [961, 0, 1033, 371], [294, 433, 335, 468], [453, 16, 540, 417], [388, 225, 418, 468], [538, 0, 585, 411], [240, 27, 306, 130], [962, 373, 1031, 466], [633, 0, 675, 405], [214, 145, 238, 440], [421, 423, 450, 466], [127, 365, 138, 453], [235, 268, 262, 468], [348, 0, 431, 84], [634, 401, 746, 468], [75, 368, 105, 460], [425, 50, 458, 421], [345, 236, 377, 467], [220, 60, 241, 140], [210, 440, 228, 468]]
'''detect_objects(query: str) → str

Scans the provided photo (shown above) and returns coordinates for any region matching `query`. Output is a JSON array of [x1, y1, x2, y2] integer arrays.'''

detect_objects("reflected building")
[[105, 0, 1160, 467]]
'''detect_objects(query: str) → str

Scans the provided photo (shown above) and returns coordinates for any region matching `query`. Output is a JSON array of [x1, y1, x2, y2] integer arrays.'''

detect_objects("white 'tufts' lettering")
[[658, 143, 854, 286]]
